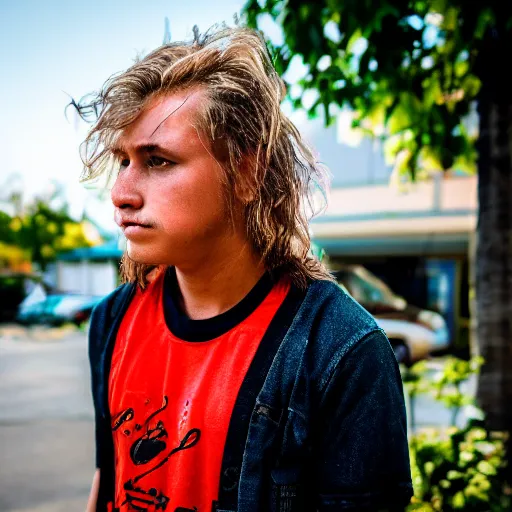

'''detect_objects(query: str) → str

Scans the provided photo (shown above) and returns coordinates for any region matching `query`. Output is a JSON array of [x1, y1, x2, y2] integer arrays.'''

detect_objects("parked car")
[[333, 264, 450, 365], [16, 289, 102, 327]]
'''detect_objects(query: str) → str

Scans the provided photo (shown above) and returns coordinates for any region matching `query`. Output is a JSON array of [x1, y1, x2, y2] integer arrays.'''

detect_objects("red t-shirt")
[[109, 269, 289, 512]]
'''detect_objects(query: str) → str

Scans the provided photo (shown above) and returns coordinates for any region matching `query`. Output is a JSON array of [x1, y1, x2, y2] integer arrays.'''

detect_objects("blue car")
[[16, 286, 102, 326]]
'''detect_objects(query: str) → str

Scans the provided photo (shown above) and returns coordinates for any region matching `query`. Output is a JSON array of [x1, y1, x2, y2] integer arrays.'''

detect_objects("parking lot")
[[0, 325, 94, 512]]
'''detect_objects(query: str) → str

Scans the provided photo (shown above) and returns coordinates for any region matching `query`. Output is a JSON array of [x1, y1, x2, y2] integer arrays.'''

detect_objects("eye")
[[119, 158, 130, 171], [147, 155, 173, 169]]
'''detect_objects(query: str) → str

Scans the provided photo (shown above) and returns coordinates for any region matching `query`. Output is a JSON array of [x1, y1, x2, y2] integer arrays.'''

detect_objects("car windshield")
[[340, 266, 406, 310]]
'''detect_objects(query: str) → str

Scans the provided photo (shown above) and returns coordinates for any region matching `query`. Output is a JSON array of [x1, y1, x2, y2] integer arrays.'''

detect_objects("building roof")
[[57, 241, 122, 261]]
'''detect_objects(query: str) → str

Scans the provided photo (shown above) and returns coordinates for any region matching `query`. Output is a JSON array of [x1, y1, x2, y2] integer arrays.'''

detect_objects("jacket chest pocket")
[[270, 467, 303, 512], [240, 401, 310, 511], [269, 408, 310, 512]]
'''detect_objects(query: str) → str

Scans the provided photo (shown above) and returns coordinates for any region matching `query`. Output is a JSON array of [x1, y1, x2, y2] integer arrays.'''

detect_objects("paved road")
[[0, 325, 94, 512]]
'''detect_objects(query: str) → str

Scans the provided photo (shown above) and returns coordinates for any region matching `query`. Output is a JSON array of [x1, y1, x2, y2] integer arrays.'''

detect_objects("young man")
[[82, 26, 412, 512]]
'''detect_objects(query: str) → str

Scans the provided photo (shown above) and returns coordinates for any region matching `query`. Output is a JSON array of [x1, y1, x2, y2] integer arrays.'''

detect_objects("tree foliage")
[[243, 0, 512, 179], [0, 200, 92, 271]]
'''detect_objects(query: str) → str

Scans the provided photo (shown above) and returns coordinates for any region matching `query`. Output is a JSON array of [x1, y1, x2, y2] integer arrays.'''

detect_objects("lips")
[[122, 223, 153, 239], [114, 210, 154, 239], [121, 221, 151, 229], [115, 214, 153, 240]]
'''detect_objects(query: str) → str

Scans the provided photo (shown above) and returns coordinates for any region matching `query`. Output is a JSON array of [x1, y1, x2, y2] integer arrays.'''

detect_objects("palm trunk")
[[475, 27, 512, 457]]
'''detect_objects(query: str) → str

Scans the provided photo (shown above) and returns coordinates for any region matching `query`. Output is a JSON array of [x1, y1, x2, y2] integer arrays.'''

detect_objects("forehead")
[[116, 88, 207, 151]]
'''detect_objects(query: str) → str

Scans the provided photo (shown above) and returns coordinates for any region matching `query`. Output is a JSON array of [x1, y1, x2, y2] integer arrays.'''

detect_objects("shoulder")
[[294, 279, 388, 391], [300, 278, 381, 345]]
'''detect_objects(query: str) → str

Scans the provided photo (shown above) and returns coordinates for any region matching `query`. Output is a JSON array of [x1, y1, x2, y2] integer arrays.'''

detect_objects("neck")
[[173, 239, 266, 320]]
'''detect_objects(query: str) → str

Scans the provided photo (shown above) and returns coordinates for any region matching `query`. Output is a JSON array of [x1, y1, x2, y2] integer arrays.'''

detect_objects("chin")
[[126, 243, 175, 266], [126, 245, 159, 265]]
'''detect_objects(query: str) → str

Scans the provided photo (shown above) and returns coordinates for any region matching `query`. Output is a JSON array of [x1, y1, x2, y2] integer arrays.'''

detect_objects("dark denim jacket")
[[89, 278, 413, 511]]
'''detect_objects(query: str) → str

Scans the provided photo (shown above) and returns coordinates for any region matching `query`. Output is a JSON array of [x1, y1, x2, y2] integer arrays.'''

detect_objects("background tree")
[[243, 0, 512, 445], [10, 200, 91, 271], [0, 180, 92, 272]]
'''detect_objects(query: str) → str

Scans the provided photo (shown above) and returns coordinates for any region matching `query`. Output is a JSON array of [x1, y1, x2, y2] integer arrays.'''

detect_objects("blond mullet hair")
[[76, 25, 333, 288]]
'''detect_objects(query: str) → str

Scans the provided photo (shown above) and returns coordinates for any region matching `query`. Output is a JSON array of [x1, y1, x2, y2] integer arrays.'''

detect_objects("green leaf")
[[477, 460, 497, 476], [461, 75, 481, 99], [452, 491, 465, 509], [346, 28, 363, 54], [425, 80, 443, 108], [443, 6, 459, 31], [387, 104, 412, 134], [474, 8, 496, 39]]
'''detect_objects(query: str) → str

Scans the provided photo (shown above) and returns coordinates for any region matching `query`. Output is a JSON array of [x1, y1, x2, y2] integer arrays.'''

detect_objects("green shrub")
[[403, 357, 510, 511]]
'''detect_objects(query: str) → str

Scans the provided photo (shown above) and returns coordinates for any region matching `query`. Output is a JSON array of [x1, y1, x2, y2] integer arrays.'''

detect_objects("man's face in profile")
[[111, 89, 232, 268]]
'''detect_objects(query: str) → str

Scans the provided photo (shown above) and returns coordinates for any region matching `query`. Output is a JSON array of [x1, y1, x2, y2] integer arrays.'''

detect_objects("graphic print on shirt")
[[111, 395, 201, 512]]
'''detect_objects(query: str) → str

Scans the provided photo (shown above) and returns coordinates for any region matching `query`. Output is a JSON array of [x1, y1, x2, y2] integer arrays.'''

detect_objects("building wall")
[[57, 260, 118, 296], [292, 111, 392, 186], [311, 175, 477, 256]]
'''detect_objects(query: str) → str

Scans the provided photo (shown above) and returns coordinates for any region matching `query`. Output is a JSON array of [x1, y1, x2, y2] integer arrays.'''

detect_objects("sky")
[[0, 0, 244, 230]]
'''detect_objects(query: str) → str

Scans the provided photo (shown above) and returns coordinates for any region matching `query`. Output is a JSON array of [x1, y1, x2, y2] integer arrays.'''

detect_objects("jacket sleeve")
[[88, 297, 109, 470], [313, 329, 413, 511], [88, 283, 135, 470]]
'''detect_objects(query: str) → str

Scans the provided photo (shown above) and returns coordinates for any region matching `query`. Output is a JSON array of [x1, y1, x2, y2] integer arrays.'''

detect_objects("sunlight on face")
[[110, 89, 236, 268]]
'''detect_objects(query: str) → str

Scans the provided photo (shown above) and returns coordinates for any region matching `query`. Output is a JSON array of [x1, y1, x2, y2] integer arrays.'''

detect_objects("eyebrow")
[[111, 143, 171, 157]]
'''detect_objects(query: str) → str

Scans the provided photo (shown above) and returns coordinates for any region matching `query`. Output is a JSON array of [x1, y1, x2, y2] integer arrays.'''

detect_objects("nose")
[[111, 166, 144, 211]]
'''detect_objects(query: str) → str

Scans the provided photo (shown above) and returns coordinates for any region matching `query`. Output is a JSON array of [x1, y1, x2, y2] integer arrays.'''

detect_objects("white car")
[[334, 265, 450, 365]]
